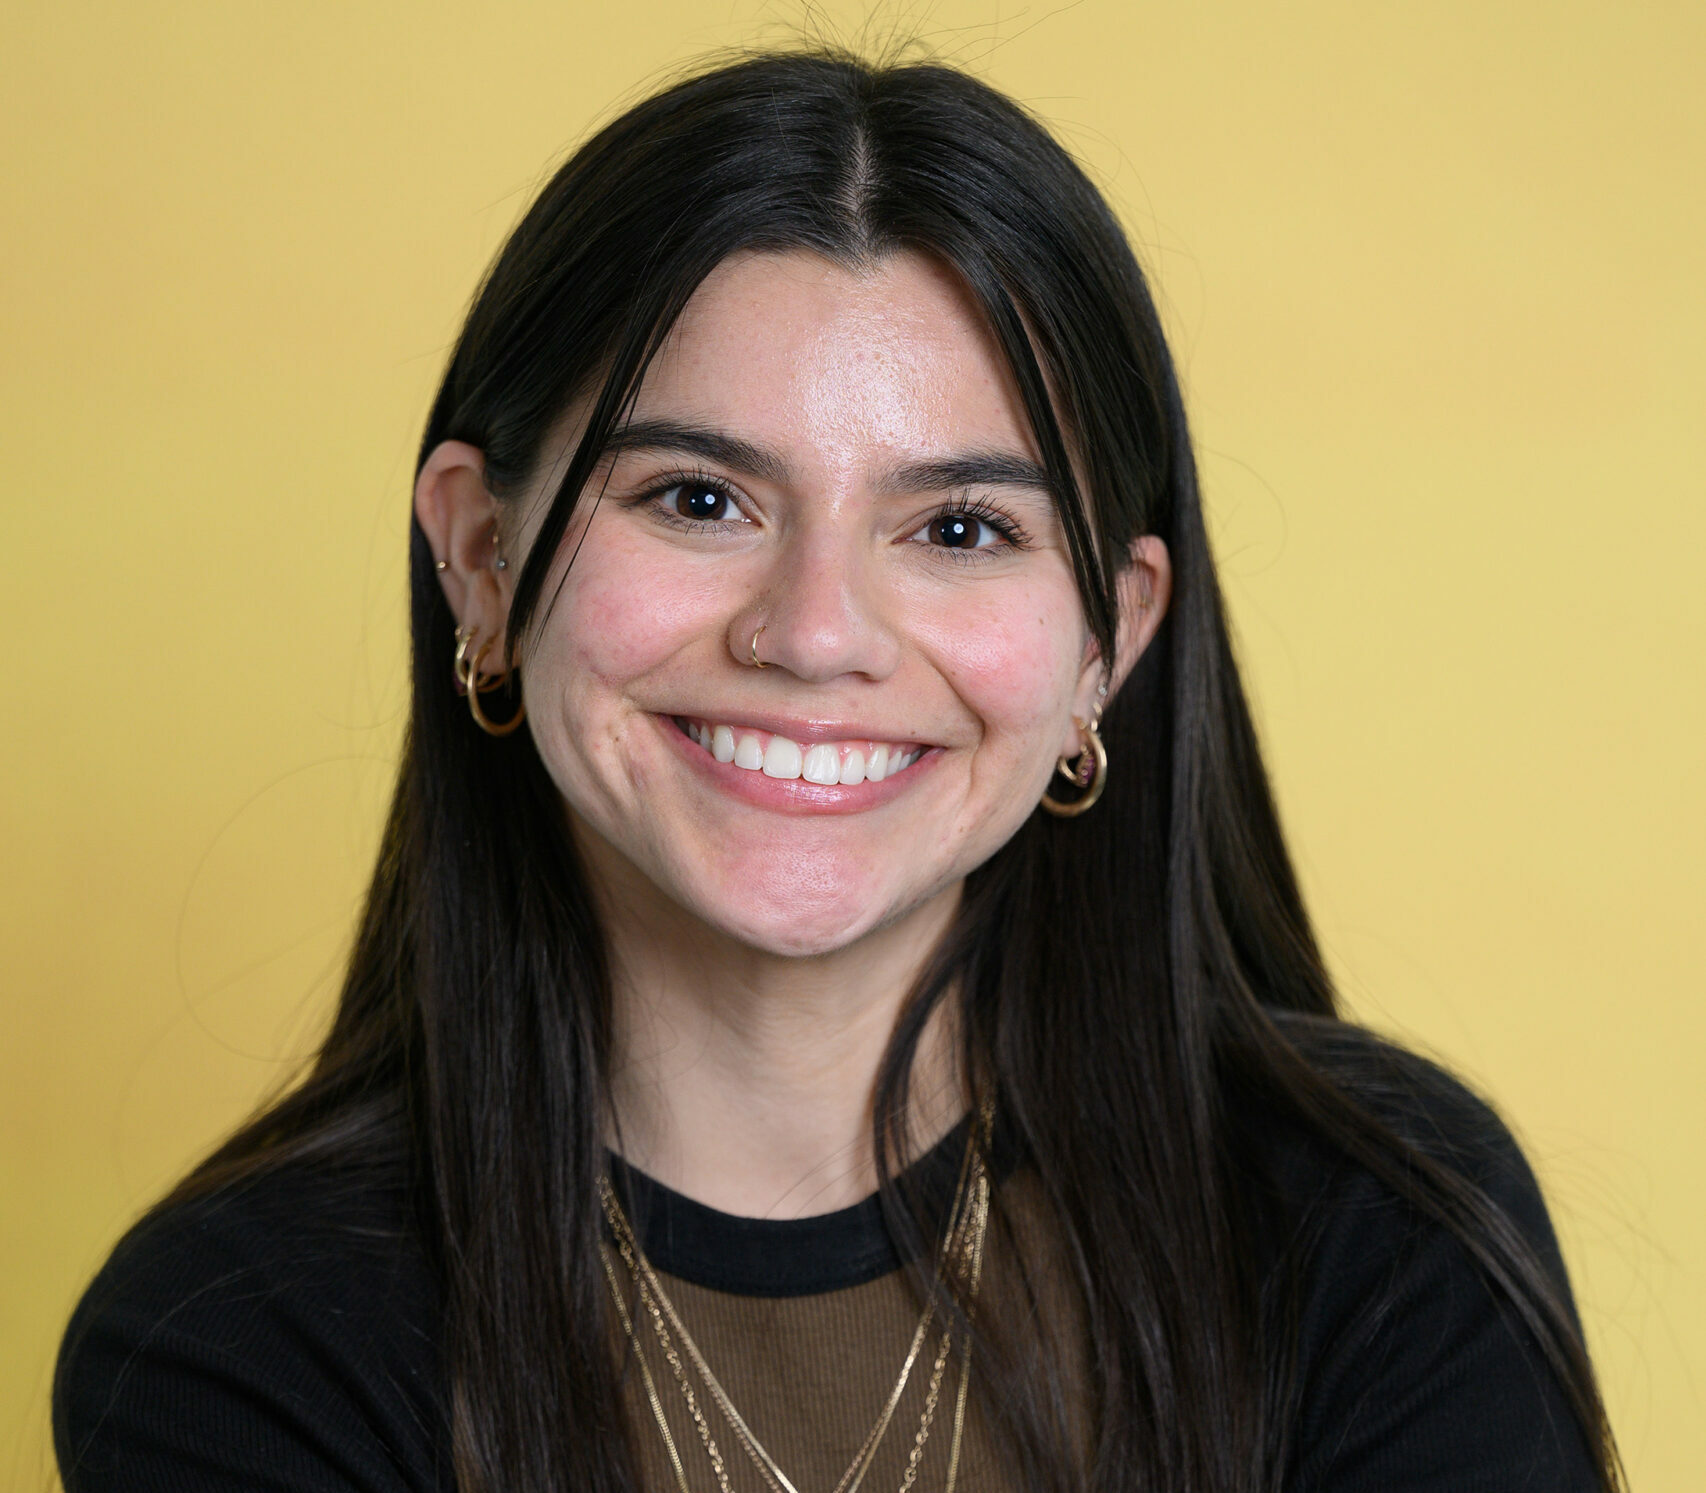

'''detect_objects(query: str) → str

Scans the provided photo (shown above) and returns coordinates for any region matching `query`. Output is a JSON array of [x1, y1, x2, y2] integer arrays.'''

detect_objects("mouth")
[[670, 716, 929, 785]]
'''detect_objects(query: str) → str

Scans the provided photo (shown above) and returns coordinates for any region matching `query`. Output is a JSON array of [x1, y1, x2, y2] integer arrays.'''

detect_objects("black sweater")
[[54, 1061, 1601, 1491]]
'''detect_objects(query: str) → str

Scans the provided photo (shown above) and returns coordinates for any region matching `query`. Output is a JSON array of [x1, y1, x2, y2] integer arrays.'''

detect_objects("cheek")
[[919, 582, 1084, 747], [540, 522, 734, 688]]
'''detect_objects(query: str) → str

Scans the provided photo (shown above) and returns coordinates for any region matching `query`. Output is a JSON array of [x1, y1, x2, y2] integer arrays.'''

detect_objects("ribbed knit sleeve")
[[53, 1169, 445, 1493], [1280, 1064, 1603, 1491]]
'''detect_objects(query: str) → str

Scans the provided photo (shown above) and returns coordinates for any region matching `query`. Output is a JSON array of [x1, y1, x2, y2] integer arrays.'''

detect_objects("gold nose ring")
[[750, 626, 768, 668]]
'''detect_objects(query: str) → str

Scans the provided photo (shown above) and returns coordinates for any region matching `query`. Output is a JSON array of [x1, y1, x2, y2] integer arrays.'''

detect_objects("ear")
[[1061, 534, 1172, 756], [414, 440, 516, 676]]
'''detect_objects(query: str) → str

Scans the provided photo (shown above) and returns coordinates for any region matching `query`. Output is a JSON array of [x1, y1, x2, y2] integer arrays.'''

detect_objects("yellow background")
[[3, 2, 1700, 1487]]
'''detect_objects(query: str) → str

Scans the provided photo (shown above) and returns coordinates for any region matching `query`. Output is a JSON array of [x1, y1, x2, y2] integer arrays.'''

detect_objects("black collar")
[[606, 1114, 982, 1298]]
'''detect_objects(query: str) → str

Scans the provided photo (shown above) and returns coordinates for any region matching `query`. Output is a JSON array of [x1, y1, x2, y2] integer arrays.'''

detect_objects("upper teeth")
[[683, 720, 921, 783]]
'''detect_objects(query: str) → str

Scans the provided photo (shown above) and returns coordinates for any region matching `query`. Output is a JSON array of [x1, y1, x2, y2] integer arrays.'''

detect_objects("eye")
[[659, 480, 739, 523], [927, 512, 989, 548], [911, 500, 1027, 555]]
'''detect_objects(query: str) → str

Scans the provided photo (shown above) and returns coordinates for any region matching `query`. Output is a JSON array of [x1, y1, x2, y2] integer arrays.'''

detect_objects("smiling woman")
[[53, 48, 1622, 1493], [417, 249, 1160, 970]]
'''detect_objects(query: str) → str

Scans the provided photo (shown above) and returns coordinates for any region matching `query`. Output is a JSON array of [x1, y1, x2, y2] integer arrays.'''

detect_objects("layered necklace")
[[598, 1106, 993, 1493]]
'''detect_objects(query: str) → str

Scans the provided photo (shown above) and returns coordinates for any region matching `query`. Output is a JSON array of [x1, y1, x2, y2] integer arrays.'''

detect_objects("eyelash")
[[629, 468, 1033, 560], [926, 493, 1032, 564], [629, 468, 749, 533]]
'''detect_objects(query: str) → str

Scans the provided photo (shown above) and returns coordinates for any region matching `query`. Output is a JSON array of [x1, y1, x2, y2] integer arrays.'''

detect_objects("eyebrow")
[[879, 452, 1054, 498], [601, 418, 1055, 499], [601, 420, 791, 484]]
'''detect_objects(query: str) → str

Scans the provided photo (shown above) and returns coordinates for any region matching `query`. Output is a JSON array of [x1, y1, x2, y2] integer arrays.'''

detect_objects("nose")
[[732, 518, 902, 683]]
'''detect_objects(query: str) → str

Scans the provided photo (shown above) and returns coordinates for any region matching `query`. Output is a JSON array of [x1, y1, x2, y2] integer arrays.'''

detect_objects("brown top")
[[605, 1118, 1076, 1493], [629, 1262, 999, 1492]]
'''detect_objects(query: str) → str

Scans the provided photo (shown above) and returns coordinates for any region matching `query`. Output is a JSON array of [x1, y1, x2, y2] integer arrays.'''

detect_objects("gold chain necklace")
[[598, 1111, 992, 1493], [601, 1169, 989, 1493]]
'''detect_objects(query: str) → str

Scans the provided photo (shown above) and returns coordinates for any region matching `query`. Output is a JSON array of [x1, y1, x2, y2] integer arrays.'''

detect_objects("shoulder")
[[55, 1159, 446, 1493], [1250, 1023, 1602, 1490], [1260, 1023, 1555, 1230]]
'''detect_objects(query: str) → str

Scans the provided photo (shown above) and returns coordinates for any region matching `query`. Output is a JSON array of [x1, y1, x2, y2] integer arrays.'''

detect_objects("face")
[[426, 249, 1163, 958]]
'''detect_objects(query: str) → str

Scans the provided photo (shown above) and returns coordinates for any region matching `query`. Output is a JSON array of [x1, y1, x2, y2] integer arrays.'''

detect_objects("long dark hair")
[[166, 47, 1621, 1493]]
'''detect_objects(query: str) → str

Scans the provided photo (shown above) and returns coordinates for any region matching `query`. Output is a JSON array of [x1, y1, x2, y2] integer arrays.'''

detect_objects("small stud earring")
[[435, 559, 448, 572], [494, 556, 507, 571]]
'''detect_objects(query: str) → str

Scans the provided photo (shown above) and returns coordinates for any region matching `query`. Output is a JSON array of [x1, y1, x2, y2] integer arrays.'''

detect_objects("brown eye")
[[666, 483, 732, 521], [924, 512, 996, 549]]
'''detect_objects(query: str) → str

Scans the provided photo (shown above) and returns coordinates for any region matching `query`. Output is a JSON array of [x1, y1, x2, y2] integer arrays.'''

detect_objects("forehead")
[[634, 248, 1039, 470]]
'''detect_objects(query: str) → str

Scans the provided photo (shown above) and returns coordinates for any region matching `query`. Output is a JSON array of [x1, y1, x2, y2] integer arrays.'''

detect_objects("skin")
[[415, 249, 1170, 1216]]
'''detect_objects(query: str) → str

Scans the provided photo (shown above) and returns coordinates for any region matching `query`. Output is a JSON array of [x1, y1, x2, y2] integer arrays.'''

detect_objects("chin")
[[693, 886, 895, 959]]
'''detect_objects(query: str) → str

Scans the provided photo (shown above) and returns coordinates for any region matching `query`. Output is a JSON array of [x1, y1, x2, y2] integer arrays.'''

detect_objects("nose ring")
[[750, 626, 768, 669]]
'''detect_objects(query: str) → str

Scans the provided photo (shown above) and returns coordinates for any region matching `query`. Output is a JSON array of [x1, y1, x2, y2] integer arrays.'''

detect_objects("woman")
[[54, 48, 1621, 1493]]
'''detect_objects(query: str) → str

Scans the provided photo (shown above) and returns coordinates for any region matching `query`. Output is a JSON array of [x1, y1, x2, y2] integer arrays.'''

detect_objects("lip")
[[655, 712, 940, 815]]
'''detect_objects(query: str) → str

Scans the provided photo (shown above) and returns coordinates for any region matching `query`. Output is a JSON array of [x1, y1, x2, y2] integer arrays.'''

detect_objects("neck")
[[592, 853, 967, 1219]]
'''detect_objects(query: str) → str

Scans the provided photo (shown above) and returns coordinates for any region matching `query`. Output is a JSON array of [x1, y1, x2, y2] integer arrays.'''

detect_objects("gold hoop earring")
[[453, 625, 476, 689], [1040, 715, 1107, 817], [750, 626, 768, 669], [454, 630, 527, 736], [452, 625, 486, 695]]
